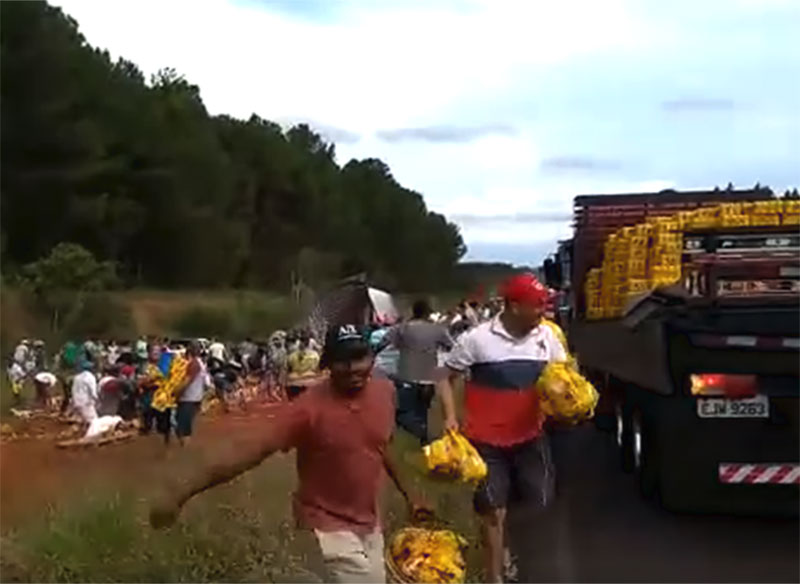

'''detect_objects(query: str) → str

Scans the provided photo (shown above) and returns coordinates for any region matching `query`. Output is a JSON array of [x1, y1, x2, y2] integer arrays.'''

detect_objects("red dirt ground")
[[0, 400, 284, 529]]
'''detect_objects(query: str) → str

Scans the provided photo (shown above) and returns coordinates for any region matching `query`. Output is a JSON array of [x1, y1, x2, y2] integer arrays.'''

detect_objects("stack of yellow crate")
[[584, 268, 603, 320], [684, 206, 720, 231], [623, 223, 650, 306], [782, 199, 800, 225], [601, 231, 628, 318], [749, 200, 782, 226], [585, 198, 790, 321], [719, 203, 750, 228], [648, 219, 682, 288]]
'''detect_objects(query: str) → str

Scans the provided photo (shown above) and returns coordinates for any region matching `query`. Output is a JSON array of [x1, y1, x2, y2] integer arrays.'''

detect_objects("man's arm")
[[383, 449, 432, 520], [150, 405, 303, 528], [437, 331, 473, 431], [437, 369, 464, 432]]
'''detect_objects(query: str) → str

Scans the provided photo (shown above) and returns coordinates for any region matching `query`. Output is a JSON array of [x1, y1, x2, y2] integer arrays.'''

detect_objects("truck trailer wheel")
[[631, 409, 659, 498], [617, 401, 635, 473]]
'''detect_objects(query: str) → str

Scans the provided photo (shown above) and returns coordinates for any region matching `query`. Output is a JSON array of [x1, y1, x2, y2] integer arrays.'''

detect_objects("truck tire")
[[631, 409, 659, 498], [617, 400, 634, 473]]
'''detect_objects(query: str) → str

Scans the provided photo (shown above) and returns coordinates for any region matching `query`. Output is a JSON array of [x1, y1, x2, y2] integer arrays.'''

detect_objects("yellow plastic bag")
[[423, 430, 487, 483], [537, 362, 599, 424], [388, 527, 468, 583]]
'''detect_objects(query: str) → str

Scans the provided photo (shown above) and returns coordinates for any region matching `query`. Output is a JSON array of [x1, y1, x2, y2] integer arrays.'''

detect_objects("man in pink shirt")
[[151, 324, 427, 583]]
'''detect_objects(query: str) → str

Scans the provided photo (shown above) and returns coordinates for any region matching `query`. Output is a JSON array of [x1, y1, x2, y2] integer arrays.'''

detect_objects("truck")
[[544, 186, 799, 514]]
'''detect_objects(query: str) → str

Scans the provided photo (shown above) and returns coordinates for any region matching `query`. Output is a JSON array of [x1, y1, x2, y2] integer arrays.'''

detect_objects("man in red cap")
[[438, 272, 567, 583]]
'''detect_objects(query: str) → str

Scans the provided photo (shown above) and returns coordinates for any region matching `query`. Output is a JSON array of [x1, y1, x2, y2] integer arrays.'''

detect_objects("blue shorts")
[[472, 436, 555, 514], [176, 401, 201, 437]]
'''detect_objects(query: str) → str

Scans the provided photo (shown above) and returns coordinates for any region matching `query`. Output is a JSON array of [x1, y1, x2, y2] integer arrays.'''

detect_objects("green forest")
[[0, 1, 467, 293]]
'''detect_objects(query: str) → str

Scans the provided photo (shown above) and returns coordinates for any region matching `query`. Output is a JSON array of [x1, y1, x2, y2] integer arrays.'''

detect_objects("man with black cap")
[[150, 324, 428, 583]]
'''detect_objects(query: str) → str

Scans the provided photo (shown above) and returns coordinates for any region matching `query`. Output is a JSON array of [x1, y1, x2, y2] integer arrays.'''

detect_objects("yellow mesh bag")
[[537, 362, 599, 424], [422, 429, 487, 483], [387, 527, 468, 584]]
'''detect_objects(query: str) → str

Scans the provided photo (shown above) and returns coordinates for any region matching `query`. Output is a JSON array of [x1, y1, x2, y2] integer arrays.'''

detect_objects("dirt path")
[[0, 400, 284, 529]]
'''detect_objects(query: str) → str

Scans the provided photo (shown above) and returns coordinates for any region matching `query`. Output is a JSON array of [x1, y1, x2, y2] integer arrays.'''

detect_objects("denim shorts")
[[472, 435, 555, 514], [394, 380, 435, 445], [176, 401, 201, 437]]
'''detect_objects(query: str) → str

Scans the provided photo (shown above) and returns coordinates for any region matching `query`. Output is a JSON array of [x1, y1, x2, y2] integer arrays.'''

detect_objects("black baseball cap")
[[320, 324, 371, 368]]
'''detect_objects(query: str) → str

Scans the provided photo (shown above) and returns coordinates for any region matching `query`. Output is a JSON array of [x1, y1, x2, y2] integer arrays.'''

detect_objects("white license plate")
[[697, 394, 769, 418]]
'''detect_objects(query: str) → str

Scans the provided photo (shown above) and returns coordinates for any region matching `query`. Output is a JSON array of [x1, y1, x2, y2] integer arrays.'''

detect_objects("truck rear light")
[[690, 374, 758, 398]]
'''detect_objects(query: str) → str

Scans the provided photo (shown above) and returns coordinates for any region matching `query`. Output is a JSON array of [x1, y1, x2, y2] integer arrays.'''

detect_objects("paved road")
[[507, 425, 799, 583]]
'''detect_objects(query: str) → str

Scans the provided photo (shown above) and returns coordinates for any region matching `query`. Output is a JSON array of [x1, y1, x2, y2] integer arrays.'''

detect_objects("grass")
[[0, 431, 482, 583]]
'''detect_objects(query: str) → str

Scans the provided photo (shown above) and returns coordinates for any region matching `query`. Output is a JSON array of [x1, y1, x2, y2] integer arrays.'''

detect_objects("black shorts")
[[176, 401, 201, 437], [472, 436, 555, 515]]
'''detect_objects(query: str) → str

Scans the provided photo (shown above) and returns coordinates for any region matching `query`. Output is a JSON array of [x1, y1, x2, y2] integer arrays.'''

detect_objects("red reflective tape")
[[742, 465, 768, 484], [772, 465, 793, 483], [719, 464, 741, 482]]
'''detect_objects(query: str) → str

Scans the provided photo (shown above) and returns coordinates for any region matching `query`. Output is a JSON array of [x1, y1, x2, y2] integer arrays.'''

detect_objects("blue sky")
[[56, 0, 800, 266]]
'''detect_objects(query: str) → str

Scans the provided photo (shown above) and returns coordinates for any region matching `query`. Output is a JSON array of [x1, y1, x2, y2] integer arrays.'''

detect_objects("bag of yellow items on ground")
[[387, 527, 468, 584], [423, 429, 487, 483], [537, 361, 599, 424]]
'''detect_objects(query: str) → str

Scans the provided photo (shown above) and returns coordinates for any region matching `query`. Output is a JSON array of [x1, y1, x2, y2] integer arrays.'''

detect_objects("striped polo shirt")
[[446, 316, 567, 447]]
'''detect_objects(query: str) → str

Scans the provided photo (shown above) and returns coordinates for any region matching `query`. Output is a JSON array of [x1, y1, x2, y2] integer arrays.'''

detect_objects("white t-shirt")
[[209, 342, 226, 362], [71, 371, 98, 407]]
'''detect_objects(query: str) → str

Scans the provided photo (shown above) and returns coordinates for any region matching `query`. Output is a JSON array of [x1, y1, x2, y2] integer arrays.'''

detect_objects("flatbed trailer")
[[552, 188, 800, 514], [573, 293, 799, 514]]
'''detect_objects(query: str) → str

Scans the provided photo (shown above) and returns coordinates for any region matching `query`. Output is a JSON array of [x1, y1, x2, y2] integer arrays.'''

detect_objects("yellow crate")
[[630, 246, 648, 260], [586, 307, 603, 320], [651, 265, 681, 280], [634, 223, 653, 237], [721, 214, 750, 228], [626, 259, 647, 278], [750, 214, 781, 227], [627, 278, 649, 294], [752, 200, 782, 214], [782, 212, 800, 226], [652, 231, 681, 244]]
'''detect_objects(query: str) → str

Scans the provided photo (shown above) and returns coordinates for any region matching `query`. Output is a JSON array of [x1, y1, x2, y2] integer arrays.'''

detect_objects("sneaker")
[[503, 548, 519, 583]]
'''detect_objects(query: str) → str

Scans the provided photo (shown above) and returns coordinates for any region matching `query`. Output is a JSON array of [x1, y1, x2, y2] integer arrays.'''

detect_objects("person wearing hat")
[[150, 324, 429, 583], [437, 273, 567, 584], [33, 371, 58, 410]]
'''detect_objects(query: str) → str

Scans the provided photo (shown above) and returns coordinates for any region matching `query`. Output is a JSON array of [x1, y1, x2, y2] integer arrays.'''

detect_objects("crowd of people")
[[4, 329, 334, 444], [7, 276, 566, 582], [148, 273, 567, 583]]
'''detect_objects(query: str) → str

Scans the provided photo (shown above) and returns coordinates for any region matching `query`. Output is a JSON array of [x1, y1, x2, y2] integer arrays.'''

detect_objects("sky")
[[54, 0, 800, 266]]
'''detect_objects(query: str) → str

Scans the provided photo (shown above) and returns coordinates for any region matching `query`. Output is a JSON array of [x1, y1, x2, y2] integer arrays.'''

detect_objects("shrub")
[[63, 293, 135, 340], [171, 306, 234, 338]]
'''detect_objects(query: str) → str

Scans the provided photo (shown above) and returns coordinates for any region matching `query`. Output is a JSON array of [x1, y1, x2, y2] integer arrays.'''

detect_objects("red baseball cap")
[[501, 273, 549, 307]]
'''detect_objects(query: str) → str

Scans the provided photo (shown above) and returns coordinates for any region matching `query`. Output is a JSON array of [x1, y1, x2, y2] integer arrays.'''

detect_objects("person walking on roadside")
[[150, 324, 430, 583], [139, 344, 165, 435], [57, 340, 80, 414], [380, 299, 453, 444], [286, 330, 320, 400], [71, 360, 99, 424], [173, 341, 206, 446], [437, 273, 567, 584]]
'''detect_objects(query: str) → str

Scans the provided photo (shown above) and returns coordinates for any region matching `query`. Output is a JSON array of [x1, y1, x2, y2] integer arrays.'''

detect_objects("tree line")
[[0, 2, 466, 293]]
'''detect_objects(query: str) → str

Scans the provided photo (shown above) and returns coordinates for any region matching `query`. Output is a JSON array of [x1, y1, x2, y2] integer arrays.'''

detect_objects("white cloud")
[[52, 0, 798, 263]]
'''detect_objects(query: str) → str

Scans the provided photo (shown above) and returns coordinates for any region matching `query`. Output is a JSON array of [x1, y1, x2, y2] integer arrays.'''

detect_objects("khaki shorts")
[[314, 529, 386, 583]]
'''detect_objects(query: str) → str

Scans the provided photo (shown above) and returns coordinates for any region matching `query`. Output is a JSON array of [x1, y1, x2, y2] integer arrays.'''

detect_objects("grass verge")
[[0, 431, 481, 582]]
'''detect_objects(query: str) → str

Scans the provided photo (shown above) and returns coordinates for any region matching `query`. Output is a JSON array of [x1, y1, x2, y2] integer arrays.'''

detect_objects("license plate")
[[697, 394, 769, 418]]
